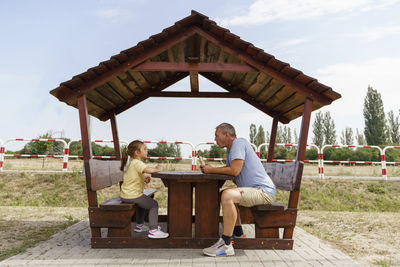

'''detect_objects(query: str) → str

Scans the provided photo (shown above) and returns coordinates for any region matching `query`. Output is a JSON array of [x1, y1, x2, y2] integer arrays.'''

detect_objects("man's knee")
[[221, 188, 239, 204]]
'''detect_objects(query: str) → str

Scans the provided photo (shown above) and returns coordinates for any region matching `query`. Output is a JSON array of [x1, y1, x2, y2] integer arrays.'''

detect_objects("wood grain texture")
[[167, 180, 192, 237], [262, 162, 302, 191], [195, 181, 220, 238]]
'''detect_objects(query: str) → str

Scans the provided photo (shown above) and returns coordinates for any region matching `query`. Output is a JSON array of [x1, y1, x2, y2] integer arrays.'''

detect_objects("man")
[[201, 123, 276, 257]]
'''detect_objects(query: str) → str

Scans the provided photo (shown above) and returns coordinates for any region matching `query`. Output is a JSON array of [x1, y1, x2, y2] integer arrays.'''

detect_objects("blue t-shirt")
[[226, 138, 276, 195]]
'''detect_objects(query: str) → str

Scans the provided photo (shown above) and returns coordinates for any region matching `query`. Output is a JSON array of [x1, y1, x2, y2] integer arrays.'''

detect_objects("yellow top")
[[120, 159, 146, 199]]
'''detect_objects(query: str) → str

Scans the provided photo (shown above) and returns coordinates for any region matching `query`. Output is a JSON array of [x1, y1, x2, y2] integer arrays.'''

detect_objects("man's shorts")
[[238, 187, 275, 207]]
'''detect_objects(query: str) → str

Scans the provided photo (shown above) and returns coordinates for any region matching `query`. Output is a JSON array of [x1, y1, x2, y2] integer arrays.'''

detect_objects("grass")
[[1, 169, 400, 265], [296, 179, 400, 212], [5, 158, 400, 178], [0, 216, 78, 261], [1, 172, 400, 212]]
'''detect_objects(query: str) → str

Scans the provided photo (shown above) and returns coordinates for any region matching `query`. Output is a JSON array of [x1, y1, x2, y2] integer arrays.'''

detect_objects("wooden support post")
[[267, 118, 278, 162], [284, 98, 313, 239], [110, 112, 121, 160], [296, 98, 313, 163], [195, 181, 219, 238], [77, 95, 100, 238], [167, 181, 192, 237], [189, 71, 199, 92]]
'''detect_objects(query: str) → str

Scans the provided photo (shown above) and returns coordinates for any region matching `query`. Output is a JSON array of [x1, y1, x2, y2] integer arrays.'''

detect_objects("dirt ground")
[[0, 206, 398, 266], [298, 210, 400, 266]]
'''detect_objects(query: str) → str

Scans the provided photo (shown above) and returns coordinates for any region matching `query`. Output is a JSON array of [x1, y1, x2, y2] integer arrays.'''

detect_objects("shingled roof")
[[50, 10, 341, 123]]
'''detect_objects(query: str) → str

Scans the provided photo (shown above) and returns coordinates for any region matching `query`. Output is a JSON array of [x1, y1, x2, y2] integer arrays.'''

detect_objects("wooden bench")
[[238, 161, 304, 249], [87, 159, 155, 238]]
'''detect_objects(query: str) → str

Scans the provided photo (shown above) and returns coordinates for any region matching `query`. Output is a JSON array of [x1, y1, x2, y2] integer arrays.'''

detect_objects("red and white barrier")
[[321, 145, 385, 179], [66, 139, 129, 166], [1, 137, 399, 179], [142, 140, 195, 171], [271, 159, 316, 163], [257, 143, 321, 177], [383, 146, 400, 179], [2, 138, 69, 172], [193, 142, 215, 171]]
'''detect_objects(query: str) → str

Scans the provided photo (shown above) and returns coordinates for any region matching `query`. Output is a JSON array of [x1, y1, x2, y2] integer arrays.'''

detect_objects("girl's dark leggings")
[[121, 194, 158, 230]]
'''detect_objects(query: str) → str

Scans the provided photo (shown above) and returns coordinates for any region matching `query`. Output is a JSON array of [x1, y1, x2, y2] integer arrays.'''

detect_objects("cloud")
[[217, 0, 400, 26], [95, 7, 133, 24], [236, 111, 273, 125], [313, 57, 400, 131], [352, 25, 400, 42], [279, 38, 308, 47]]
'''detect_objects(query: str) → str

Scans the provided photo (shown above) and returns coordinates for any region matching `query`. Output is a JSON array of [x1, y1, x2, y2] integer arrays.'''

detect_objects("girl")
[[120, 140, 169, 239]]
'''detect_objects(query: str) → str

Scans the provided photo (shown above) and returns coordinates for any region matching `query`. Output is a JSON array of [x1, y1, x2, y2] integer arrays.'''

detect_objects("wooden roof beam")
[[193, 26, 332, 106], [57, 27, 198, 103], [148, 91, 241, 98], [132, 62, 257, 72], [99, 72, 189, 121], [200, 73, 290, 123]]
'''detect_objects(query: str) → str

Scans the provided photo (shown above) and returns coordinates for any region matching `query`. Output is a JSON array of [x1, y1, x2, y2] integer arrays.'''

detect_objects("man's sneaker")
[[148, 226, 169, 239], [203, 238, 235, 257], [134, 224, 149, 233]]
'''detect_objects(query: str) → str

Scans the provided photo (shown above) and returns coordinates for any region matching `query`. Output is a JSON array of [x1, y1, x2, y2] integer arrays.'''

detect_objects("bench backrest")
[[89, 159, 123, 191], [262, 161, 304, 191]]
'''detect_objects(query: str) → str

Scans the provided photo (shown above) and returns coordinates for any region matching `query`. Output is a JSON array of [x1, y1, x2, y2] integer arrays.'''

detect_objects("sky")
[[1, 0, 400, 155]]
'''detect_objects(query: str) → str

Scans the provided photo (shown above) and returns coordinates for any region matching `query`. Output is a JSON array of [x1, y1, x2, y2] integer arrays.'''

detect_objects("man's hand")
[[200, 159, 243, 176], [144, 176, 151, 184], [200, 163, 213, 174]]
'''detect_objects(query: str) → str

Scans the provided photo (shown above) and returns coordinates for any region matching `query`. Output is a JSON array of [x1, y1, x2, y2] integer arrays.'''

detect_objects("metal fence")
[[1, 138, 399, 179]]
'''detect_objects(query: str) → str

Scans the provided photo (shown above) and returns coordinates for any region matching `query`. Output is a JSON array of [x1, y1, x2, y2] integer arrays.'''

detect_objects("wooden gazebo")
[[50, 10, 341, 249]]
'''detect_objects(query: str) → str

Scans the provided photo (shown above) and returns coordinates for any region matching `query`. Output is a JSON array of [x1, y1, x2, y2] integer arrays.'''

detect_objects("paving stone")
[[0, 220, 360, 266]]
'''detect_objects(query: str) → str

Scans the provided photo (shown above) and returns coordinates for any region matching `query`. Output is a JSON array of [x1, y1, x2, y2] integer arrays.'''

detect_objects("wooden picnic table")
[[152, 171, 233, 239]]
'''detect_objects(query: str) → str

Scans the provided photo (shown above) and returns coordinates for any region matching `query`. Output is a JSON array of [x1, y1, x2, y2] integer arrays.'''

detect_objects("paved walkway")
[[1, 220, 360, 266]]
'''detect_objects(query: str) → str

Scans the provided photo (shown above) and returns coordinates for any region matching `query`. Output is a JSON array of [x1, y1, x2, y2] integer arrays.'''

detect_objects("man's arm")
[[200, 159, 244, 176]]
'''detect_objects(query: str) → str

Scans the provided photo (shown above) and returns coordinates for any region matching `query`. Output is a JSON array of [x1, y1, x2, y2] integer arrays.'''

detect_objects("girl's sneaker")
[[148, 226, 169, 239], [134, 224, 149, 233]]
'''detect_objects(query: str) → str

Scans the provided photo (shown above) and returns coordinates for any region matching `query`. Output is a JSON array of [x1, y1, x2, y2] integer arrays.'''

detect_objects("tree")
[[312, 111, 324, 147], [255, 125, 266, 158], [363, 86, 387, 145], [209, 144, 226, 158], [197, 145, 226, 158], [323, 111, 336, 145], [294, 128, 298, 144], [281, 126, 292, 144], [387, 110, 400, 144], [265, 130, 270, 145], [355, 128, 366, 145], [147, 142, 181, 162], [340, 127, 354, 145], [249, 124, 257, 144], [276, 126, 284, 143], [22, 132, 54, 155]]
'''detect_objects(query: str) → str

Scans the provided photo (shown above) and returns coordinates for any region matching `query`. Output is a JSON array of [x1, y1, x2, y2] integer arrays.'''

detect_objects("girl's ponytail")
[[120, 147, 128, 171], [120, 140, 144, 171]]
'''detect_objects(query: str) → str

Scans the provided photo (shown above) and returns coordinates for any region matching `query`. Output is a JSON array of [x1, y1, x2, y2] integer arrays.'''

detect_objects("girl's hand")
[[155, 164, 161, 171], [145, 176, 151, 184]]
